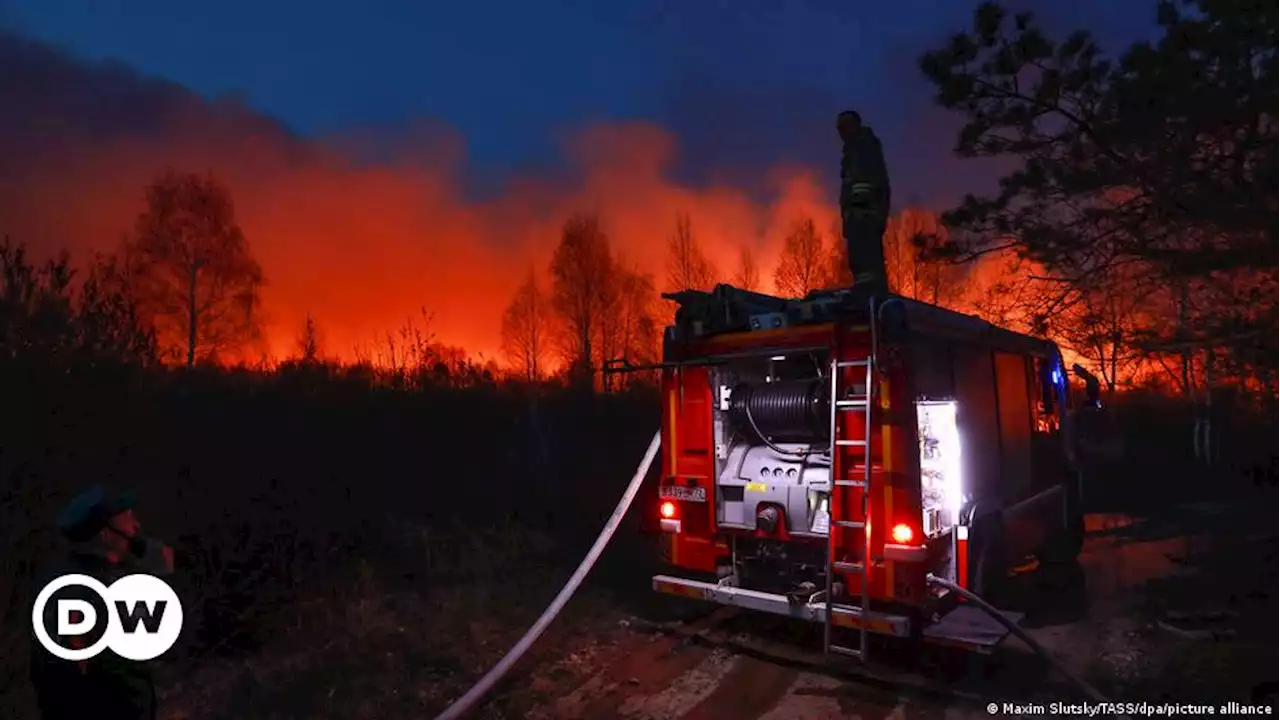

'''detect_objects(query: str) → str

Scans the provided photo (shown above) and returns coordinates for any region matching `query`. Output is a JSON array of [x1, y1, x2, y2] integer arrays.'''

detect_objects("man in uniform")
[[836, 110, 892, 296], [29, 485, 175, 720]]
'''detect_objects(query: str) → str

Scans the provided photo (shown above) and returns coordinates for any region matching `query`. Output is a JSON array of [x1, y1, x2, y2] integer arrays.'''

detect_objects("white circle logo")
[[32, 573, 184, 661]]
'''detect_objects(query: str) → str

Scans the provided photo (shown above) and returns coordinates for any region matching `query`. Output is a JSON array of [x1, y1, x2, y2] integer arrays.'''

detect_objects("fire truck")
[[626, 284, 1084, 661]]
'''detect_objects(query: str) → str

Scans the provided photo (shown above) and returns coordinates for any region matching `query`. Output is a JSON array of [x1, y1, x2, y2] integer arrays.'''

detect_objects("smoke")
[[0, 30, 893, 363]]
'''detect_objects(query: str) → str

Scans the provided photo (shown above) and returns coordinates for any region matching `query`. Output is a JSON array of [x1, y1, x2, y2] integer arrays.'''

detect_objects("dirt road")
[[486, 506, 1277, 720]]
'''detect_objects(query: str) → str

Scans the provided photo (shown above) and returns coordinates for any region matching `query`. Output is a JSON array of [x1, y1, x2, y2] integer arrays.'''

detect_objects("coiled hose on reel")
[[728, 379, 830, 457]]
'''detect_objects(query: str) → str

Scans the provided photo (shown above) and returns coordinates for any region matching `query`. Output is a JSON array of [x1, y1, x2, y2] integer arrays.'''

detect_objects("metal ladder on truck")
[[822, 306, 876, 662]]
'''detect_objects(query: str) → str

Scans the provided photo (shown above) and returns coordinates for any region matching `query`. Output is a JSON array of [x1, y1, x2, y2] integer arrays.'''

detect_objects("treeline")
[[496, 207, 963, 386]]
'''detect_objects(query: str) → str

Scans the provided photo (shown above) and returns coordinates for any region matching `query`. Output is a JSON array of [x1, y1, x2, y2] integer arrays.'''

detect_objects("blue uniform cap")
[[55, 485, 137, 542]]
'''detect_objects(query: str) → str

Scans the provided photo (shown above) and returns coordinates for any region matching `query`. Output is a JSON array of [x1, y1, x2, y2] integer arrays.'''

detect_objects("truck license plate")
[[659, 486, 707, 502]]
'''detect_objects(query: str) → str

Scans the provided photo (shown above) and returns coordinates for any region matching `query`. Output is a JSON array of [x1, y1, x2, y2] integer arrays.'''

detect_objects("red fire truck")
[[629, 284, 1084, 661]]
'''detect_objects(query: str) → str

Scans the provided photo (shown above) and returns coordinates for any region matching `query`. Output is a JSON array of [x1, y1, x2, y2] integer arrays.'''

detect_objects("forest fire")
[[0, 31, 844, 367], [0, 32, 1011, 376], [0, 14, 1274, 396]]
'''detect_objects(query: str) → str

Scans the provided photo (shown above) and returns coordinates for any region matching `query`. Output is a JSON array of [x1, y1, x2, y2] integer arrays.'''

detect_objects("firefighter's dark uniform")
[[837, 111, 891, 293], [29, 488, 159, 720]]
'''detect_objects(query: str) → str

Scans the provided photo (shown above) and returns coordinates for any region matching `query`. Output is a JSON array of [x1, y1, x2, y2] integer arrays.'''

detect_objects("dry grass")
[[153, 517, 632, 720]]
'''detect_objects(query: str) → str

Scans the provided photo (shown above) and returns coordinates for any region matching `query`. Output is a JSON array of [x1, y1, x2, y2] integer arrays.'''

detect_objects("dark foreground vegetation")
[[0, 243, 668, 717]]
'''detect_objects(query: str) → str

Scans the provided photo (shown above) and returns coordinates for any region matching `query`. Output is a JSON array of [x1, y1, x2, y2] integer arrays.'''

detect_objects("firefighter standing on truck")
[[29, 485, 175, 720], [837, 110, 891, 295]]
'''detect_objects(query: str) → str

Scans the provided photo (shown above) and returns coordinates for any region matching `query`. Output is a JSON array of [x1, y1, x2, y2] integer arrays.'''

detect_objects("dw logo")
[[31, 574, 184, 661]]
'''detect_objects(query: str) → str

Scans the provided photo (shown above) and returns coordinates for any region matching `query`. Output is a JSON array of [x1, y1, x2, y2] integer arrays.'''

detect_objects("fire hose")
[[433, 431, 662, 720], [924, 574, 1131, 720]]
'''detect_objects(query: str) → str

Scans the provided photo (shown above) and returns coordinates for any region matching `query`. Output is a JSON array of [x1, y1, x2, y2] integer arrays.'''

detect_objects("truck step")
[[652, 575, 910, 637], [834, 479, 867, 487], [834, 439, 866, 447], [834, 520, 865, 529], [831, 561, 864, 572], [827, 644, 864, 659]]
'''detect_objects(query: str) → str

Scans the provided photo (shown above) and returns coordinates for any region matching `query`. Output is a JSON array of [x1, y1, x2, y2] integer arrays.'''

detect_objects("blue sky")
[[1, 0, 1157, 201]]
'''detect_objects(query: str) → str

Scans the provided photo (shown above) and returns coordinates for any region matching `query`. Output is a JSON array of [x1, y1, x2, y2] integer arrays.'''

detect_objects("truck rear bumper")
[[652, 574, 1024, 653], [652, 574, 911, 637]]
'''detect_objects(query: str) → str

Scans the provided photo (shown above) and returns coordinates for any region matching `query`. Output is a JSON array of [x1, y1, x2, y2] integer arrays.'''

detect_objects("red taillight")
[[890, 523, 914, 544], [660, 501, 677, 519]]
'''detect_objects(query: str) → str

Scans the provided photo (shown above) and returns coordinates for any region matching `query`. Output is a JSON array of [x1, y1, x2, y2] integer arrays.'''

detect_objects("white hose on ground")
[[434, 430, 663, 720], [924, 573, 1132, 720]]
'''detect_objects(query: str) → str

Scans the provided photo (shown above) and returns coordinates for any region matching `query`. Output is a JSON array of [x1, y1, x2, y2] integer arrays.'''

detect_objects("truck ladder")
[[823, 338, 875, 662]]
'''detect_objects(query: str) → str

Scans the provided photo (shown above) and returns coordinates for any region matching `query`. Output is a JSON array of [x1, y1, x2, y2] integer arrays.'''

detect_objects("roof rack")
[[663, 284, 888, 343]]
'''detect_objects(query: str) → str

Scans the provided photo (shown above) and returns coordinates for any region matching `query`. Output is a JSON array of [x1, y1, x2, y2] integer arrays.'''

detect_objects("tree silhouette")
[[0, 238, 155, 366], [549, 214, 616, 383], [773, 218, 826, 298], [882, 208, 966, 306], [732, 247, 761, 291], [964, 248, 1050, 333], [128, 170, 264, 366], [1056, 268, 1148, 392], [602, 260, 660, 389], [296, 314, 323, 364], [500, 269, 554, 381], [919, 1, 1277, 376], [664, 213, 718, 293], [821, 218, 854, 289]]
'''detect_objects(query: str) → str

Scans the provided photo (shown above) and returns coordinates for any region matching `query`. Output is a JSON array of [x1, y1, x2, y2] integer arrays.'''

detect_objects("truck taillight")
[[890, 523, 915, 544], [660, 501, 677, 519]]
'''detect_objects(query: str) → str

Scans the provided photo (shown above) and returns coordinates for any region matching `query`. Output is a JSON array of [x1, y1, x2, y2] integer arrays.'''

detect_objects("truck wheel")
[[968, 516, 1009, 606], [1041, 481, 1084, 565]]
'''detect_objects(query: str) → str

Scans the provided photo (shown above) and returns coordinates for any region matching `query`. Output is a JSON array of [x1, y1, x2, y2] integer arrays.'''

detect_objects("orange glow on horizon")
[[14, 119, 847, 368]]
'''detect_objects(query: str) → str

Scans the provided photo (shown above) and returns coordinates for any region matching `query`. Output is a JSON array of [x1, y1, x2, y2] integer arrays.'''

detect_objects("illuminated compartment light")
[[660, 501, 676, 519], [916, 400, 964, 516]]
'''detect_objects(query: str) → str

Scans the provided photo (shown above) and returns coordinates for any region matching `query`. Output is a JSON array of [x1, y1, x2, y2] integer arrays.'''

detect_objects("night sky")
[[2, 0, 1157, 201]]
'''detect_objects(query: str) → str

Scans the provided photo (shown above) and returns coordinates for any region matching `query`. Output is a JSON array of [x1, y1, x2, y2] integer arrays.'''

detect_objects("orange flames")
[[11, 114, 855, 364]]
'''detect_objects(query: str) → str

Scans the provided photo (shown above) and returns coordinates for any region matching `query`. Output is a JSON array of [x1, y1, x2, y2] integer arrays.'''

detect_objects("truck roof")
[[664, 284, 1060, 359]]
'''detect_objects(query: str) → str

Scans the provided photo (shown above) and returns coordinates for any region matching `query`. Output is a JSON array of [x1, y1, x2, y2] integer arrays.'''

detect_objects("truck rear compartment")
[[651, 289, 1037, 659]]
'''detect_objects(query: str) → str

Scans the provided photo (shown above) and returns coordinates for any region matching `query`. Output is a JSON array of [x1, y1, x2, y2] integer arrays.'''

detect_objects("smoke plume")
[[0, 30, 899, 363]]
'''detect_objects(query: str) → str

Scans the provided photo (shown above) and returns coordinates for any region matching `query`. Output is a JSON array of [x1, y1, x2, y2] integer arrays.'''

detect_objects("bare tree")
[[1058, 277, 1146, 393], [500, 269, 554, 381], [549, 213, 617, 382], [296, 313, 324, 364], [601, 260, 661, 389], [822, 218, 854, 289], [883, 208, 964, 306], [965, 249, 1046, 332], [732, 247, 761, 291], [128, 170, 264, 366], [665, 213, 718, 292], [773, 217, 826, 298]]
